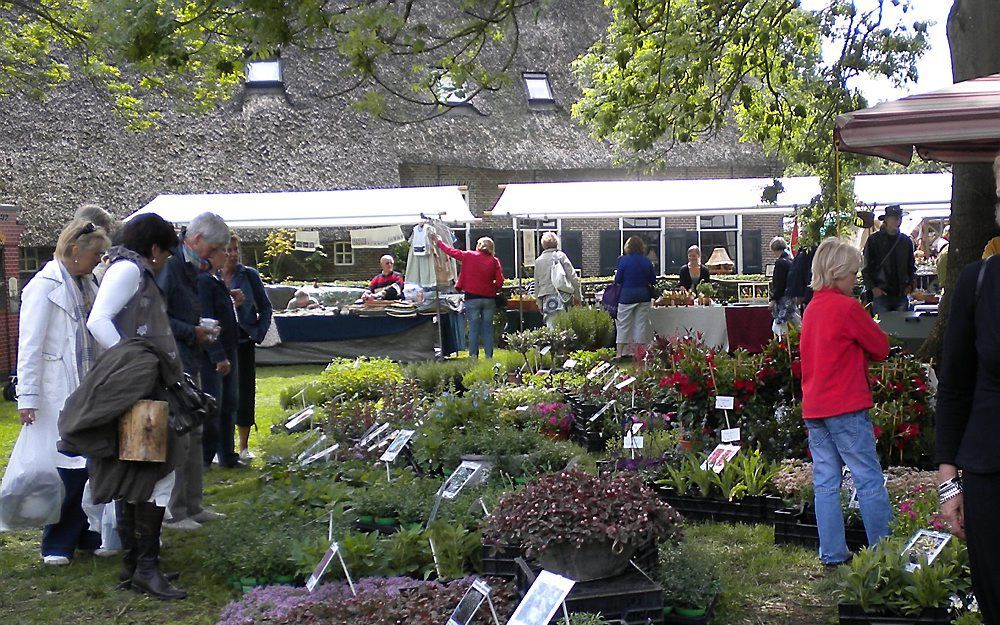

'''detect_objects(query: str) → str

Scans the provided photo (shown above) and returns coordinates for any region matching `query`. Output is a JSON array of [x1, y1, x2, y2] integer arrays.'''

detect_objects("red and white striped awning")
[[835, 73, 1000, 165]]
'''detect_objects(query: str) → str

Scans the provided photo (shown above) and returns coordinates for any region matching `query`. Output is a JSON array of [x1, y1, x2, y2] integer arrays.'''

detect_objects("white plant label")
[[306, 542, 354, 595], [539, 345, 551, 356], [506, 570, 576, 625], [589, 400, 615, 423], [700, 443, 741, 473], [303, 444, 339, 466], [586, 362, 611, 380], [515, 405, 530, 412], [615, 376, 636, 390], [563, 358, 577, 369], [285, 405, 316, 430], [447, 578, 493, 625], [715, 396, 735, 410], [441, 461, 487, 500], [379, 429, 416, 463], [721, 427, 741, 443], [358, 422, 390, 447]]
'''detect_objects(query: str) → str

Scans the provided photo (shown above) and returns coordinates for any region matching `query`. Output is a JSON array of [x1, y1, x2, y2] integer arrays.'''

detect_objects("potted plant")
[[483, 469, 682, 581], [660, 540, 721, 622]]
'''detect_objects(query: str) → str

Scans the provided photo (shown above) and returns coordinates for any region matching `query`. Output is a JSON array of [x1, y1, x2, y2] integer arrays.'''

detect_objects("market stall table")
[[257, 310, 463, 364], [649, 304, 774, 352]]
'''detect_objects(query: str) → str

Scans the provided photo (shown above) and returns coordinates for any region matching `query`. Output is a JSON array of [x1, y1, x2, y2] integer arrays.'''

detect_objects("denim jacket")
[[228, 264, 272, 344]]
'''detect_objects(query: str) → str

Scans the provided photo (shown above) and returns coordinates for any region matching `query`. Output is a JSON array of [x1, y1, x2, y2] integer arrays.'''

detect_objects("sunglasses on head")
[[74, 222, 97, 240]]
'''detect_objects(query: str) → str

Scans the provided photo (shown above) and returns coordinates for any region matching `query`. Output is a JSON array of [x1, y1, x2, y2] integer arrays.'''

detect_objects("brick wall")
[[0, 205, 23, 375]]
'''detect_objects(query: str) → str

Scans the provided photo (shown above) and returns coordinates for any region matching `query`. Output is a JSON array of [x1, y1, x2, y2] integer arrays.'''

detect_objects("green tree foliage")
[[571, 0, 930, 241]]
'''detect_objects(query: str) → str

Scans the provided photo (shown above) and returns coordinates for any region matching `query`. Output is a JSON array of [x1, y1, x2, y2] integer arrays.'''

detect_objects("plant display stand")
[[515, 558, 664, 625], [773, 509, 868, 552], [483, 540, 658, 582], [837, 604, 951, 625], [657, 489, 782, 525]]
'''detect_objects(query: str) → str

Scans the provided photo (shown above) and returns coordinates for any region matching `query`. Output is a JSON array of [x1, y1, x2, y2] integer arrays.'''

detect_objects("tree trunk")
[[918, 0, 1000, 362]]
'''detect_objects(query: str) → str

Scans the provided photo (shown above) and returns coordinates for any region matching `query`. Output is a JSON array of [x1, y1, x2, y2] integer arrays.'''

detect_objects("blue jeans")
[[464, 297, 496, 359], [871, 295, 908, 315], [42, 468, 101, 557], [805, 410, 892, 564], [200, 347, 240, 467]]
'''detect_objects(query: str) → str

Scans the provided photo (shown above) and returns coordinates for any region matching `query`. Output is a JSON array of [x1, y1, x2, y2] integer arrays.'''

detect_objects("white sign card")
[[589, 400, 615, 423], [586, 362, 612, 380], [715, 396, 735, 410], [442, 461, 486, 500], [306, 541, 355, 595], [285, 405, 316, 430], [294, 229, 321, 252], [624, 422, 644, 449], [505, 570, 576, 625], [721, 427, 741, 443], [563, 358, 577, 369], [535, 369, 551, 377], [539, 345, 551, 356], [602, 373, 619, 393], [379, 429, 416, 463], [358, 422, 390, 447], [367, 426, 398, 452], [515, 405, 530, 412], [700, 444, 741, 473], [303, 444, 340, 466], [901, 529, 952, 572], [297, 434, 328, 462], [615, 376, 636, 390], [447, 578, 494, 625]]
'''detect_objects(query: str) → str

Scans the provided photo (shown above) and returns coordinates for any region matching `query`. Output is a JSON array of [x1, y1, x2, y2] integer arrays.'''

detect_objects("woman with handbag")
[[3, 219, 110, 564], [86, 213, 187, 600], [533, 232, 582, 328], [429, 232, 504, 359]]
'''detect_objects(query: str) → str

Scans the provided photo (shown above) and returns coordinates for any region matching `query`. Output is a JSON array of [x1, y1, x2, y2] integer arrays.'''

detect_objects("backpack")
[[550, 252, 575, 296]]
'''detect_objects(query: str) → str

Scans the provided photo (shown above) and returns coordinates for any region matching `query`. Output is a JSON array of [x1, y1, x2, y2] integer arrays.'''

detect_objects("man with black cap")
[[862, 205, 916, 315]]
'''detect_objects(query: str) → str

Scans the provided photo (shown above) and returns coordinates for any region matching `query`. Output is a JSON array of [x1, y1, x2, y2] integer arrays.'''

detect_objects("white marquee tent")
[[127, 186, 477, 227]]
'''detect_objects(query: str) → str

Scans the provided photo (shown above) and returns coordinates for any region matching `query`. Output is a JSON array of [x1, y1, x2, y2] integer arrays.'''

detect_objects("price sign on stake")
[[700, 444, 741, 473], [379, 430, 416, 463], [586, 362, 611, 380], [715, 396, 735, 410], [306, 542, 355, 595], [539, 345, 551, 356], [446, 578, 497, 625], [563, 358, 577, 369], [589, 400, 615, 423], [506, 570, 576, 625], [602, 373, 619, 393], [615, 376, 636, 390], [358, 422, 390, 448], [302, 444, 339, 466], [721, 428, 741, 443]]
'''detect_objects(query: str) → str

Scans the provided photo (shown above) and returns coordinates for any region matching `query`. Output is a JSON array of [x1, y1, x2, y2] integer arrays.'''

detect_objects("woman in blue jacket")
[[614, 236, 657, 360]]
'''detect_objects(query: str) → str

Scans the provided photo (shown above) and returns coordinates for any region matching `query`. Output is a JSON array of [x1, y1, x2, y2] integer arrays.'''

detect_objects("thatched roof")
[[0, 0, 772, 245]]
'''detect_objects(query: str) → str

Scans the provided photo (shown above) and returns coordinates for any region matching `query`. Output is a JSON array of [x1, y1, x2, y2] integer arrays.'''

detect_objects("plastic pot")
[[675, 606, 707, 617]]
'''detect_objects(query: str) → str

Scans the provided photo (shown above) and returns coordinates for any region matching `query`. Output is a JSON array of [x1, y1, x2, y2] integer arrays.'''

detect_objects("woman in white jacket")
[[11, 219, 109, 564], [533, 232, 582, 328]]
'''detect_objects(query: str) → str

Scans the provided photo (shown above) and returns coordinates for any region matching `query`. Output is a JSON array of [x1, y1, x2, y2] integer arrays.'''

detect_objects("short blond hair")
[[810, 237, 862, 291], [476, 237, 495, 255], [55, 218, 111, 263], [540, 232, 559, 250]]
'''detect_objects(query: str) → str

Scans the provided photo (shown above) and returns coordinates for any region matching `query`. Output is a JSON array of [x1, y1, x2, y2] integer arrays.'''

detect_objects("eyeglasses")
[[74, 222, 97, 240]]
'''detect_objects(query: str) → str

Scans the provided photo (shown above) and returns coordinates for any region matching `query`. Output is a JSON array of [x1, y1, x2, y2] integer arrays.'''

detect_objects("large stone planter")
[[535, 539, 638, 581]]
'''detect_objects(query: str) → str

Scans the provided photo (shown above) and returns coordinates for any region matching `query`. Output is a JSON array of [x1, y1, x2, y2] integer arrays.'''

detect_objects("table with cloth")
[[256, 310, 463, 364], [648, 304, 775, 352]]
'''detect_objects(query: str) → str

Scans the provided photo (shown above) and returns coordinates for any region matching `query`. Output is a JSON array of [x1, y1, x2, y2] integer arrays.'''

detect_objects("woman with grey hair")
[[533, 232, 582, 328], [4, 219, 110, 564], [769, 236, 798, 333]]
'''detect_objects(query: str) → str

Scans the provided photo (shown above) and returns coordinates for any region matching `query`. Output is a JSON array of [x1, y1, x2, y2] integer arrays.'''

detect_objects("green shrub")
[[461, 351, 526, 388], [280, 357, 403, 408], [551, 307, 615, 350], [659, 540, 722, 611], [403, 359, 478, 392]]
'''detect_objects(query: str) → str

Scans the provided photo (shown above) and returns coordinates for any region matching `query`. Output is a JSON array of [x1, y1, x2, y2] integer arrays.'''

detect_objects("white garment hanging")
[[411, 224, 429, 256]]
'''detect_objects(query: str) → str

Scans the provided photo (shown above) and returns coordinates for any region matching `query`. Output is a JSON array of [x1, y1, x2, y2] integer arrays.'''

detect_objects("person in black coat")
[[198, 248, 243, 469], [862, 205, 916, 314], [936, 255, 1000, 624], [678, 245, 710, 291], [768, 237, 797, 330]]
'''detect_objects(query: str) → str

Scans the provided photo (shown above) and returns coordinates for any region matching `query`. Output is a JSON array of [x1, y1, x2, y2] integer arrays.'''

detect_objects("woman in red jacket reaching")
[[800, 237, 892, 566], [430, 233, 504, 359]]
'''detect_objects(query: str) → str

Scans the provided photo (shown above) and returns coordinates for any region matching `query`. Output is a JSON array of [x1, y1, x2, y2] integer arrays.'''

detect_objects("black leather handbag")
[[165, 373, 216, 435]]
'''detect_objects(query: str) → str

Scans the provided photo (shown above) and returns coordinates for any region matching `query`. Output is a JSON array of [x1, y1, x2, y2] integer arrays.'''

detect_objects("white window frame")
[[696, 215, 743, 274], [522, 71, 554, 103], [620, 217, 665, 274], [333, 241, 354, 266], [246, 58, 283, 86]]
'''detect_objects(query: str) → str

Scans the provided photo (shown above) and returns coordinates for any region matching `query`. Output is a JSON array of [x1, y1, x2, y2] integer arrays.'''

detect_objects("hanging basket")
[[535, 539, 638, 581]]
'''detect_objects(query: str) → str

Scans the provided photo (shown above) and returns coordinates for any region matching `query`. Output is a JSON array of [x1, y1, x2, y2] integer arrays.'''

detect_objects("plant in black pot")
[[483, 469, 682, 581], [659, 540, 722, 620]]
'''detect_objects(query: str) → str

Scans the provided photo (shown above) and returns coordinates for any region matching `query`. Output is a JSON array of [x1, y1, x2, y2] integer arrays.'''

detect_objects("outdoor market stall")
[[649, 304, 774, 352], [127, 186, 477, 363]]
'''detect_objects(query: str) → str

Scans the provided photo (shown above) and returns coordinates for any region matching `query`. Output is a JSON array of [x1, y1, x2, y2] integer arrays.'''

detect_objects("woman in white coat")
[[11, 219, 110, 564]]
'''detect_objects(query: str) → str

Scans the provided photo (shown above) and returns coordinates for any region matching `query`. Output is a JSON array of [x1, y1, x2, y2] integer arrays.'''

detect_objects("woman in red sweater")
[[430, 233, 504, 359], [800, 237, 892, 566]]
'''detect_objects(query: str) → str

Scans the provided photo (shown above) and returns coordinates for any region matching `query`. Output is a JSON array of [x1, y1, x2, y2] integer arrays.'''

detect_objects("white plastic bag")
[[550, 252, 575, 296], [81, 480, 121, 551], [0, 422, 65, 531]]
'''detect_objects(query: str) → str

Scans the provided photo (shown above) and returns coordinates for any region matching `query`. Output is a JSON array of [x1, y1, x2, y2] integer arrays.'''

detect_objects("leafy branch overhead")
[[1, 0, 540, 124], [571, 0, 928, 170]]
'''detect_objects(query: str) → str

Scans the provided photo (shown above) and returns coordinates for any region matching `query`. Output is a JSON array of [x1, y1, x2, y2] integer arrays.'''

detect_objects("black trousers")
[[235, 339, 257, 428], [963, 472, 1000, 625]]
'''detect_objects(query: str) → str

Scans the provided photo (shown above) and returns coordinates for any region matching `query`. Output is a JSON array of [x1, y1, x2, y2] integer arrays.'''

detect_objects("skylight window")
[[246, 59, 282, 87], [523, 72, 554, 103]]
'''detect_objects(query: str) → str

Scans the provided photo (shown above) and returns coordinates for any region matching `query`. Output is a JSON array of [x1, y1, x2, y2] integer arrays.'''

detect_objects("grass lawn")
[[0, 363, 839, 625]]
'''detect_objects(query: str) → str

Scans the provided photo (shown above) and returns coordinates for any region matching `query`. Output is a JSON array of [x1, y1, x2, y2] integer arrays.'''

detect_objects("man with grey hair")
[[368, 254, 405, 299], [156, 211, 230, 530]]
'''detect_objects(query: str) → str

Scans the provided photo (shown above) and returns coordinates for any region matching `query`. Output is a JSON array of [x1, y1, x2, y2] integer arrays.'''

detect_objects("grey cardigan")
[[533, 249, 583, 302]]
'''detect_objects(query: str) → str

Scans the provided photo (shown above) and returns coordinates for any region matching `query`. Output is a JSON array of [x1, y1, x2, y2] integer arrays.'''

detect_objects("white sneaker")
[[42, 555, 70, 566], [163, 518, 202, 531], [94, 548, 120, 558], [239, 449, 256, 461], [191, 508, 226, 523]]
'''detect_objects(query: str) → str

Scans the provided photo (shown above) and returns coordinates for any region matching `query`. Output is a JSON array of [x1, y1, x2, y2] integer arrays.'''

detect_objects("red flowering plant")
[[890, 484, 948, 539], [531, 402, 575, 439], [646, 334, 717, 449], [482, 469, 683, 558], [868, 351, 934, 467]]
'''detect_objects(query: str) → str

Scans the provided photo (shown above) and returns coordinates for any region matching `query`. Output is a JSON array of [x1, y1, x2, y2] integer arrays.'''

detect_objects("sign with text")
[[700, 444, 741, 473], [715, 396, 735, 410], [442, 461, 487, 500], [285, 405, 316, 431], [294, 229, 321, 252], [303, 444, 340, 466], [306, 541, 354, 595], [447, 578, 494, 625], [379, 430, 416, 463], [505, 570, 575, 625]]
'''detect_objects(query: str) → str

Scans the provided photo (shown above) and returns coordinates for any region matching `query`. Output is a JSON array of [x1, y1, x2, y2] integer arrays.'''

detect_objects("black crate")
[[480, 544, 522, 579], [515, 558, 664, 625], [838, 604, 951, 625], [772, 509, 869, 552]]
